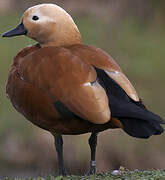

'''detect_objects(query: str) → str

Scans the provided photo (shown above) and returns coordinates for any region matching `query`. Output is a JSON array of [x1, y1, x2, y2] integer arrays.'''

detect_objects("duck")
[[2, 3, 165, 176]]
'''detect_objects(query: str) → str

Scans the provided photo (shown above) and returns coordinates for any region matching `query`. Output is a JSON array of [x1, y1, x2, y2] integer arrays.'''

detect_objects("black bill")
[[2, 22, 27, 37]]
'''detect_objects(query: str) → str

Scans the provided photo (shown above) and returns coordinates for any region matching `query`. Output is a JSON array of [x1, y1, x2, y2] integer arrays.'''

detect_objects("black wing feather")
[[95, 67, 164, 138]]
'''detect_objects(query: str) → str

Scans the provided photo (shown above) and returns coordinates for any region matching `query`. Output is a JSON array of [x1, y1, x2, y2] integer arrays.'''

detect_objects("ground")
[[3, 169, 165, 180]]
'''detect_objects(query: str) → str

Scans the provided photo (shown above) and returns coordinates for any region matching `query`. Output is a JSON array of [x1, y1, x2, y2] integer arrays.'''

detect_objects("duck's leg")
[[87, 132, 98, 175], [54, 134, 66, 176]]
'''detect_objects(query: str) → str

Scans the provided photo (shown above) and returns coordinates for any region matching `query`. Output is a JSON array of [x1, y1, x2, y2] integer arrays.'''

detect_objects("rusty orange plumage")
[[7, 44, 123, 134], [3, 3, 164, 175]]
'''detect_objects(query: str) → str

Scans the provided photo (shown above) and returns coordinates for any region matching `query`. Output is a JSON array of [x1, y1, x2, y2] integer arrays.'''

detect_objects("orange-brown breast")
[[7, 44, 125, 135]]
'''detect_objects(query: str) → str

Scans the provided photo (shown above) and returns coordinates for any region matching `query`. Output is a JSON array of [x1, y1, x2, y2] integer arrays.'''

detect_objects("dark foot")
[[59, 168, 67, 176], [86, 160, 96, 175]]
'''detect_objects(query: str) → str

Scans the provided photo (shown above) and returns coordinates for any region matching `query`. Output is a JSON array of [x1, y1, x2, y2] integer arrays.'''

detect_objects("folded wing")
[[68, 44, 139, 101], [18, 46, 110, 124]]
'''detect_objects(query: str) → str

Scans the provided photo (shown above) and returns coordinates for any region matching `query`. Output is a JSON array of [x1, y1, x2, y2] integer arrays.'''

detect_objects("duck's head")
[[2, 4, 82, 47]]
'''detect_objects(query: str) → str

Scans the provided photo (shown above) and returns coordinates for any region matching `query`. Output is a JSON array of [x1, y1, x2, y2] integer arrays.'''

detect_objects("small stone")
[[112, 170, 120, 176], [134, 169, 139, 172]]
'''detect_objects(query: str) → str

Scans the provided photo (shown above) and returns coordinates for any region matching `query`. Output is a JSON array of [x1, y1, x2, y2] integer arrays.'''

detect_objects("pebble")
[[112, 170, 120, 176], [134, 169, 139, 172]]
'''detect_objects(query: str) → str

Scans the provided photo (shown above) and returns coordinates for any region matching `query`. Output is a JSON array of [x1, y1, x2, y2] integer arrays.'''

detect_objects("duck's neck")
[[40, 29, 82, 48], [40, 38, 82, 48]]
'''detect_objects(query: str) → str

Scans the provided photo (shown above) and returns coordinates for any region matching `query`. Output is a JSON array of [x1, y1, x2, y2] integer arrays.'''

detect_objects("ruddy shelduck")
[[2, 3, 165, 175]]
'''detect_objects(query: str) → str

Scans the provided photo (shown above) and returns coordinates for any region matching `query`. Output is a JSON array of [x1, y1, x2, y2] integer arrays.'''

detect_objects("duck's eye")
[[32, 16, 39, 21]]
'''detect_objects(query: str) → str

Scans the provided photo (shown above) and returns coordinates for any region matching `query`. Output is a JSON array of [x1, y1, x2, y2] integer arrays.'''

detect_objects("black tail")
[[119, 116, 164, 138], [95, 67, 165, 138]]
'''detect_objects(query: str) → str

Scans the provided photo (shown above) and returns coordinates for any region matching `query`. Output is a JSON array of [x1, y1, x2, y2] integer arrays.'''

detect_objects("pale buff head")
[[3, 4, 82, 47]]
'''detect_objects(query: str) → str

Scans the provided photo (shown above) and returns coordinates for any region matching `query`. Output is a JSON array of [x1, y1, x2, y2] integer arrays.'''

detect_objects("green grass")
[[3, 170, 165, 180]]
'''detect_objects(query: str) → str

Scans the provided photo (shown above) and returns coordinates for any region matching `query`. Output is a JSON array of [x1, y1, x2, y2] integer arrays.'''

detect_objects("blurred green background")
[[0, 0, 165, 178]]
